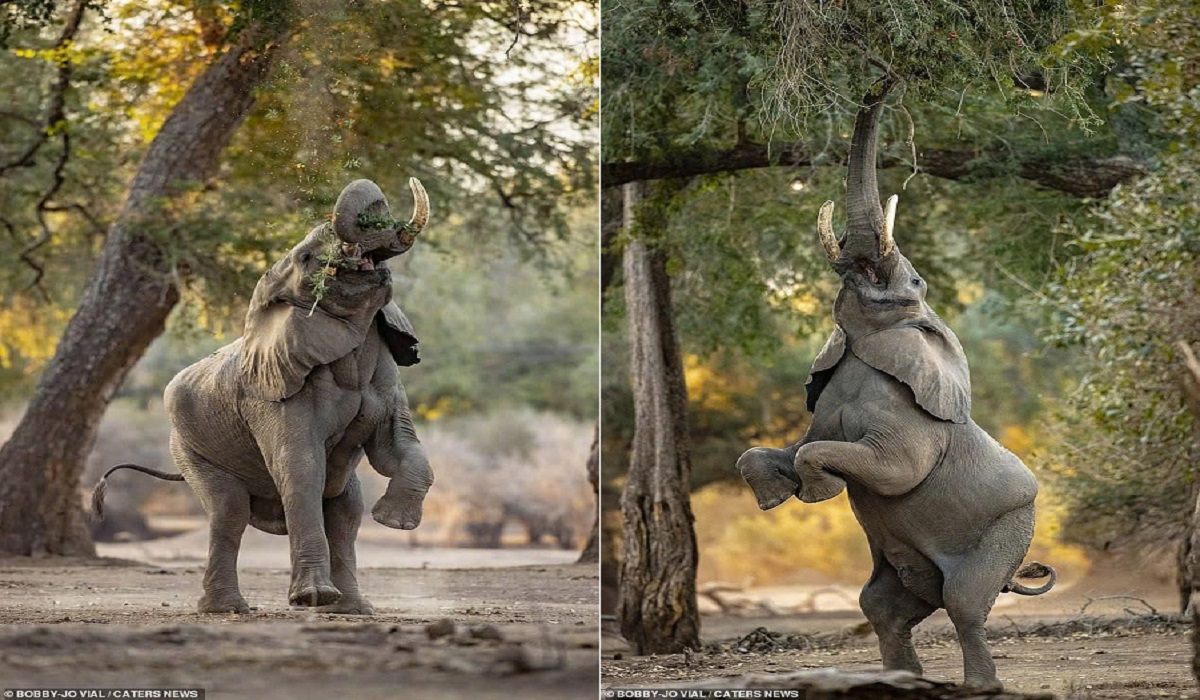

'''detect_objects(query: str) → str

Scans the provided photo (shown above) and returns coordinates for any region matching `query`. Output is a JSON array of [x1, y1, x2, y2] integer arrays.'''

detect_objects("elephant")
[[91, 177, 435, 616], [736, 91, 1054, 691]]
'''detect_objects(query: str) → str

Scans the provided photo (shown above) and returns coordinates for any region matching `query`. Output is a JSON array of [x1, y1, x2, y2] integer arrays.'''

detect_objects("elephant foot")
[[740, 462, 798, 510], [317, 596, 376, 615], [798, 469, 846, 503], [372, 488, 425, 530], [960, 679, 1003, 693], [737, 447, 800, 510], [198, 590, 250, 614], [289, 570, 341, 607]]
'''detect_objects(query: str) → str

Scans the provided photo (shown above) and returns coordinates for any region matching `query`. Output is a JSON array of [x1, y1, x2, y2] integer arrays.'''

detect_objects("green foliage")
[[600, 0, 1125, 360], [764, 0, 1096, 130], [1036, 151, 1200, 544], [401, 201, 599, 420], [0, 1, 599, 421], [602, 0, 1102, 164], [0, 0, 58, 47], [306, 225, 343, 314], [1010, 0, 1200, 546]]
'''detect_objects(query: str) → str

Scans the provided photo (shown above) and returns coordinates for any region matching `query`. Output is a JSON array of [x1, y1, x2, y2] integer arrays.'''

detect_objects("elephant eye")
[[300, 252, 313, 264], [911, 277, 922, 287]]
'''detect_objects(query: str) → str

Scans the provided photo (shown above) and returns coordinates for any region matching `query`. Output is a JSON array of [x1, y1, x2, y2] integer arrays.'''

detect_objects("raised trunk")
[[0, 21, 288, 556], [617, 181, 701, 654], [578, 422, 600, 564], [842, 79, 898, 260]]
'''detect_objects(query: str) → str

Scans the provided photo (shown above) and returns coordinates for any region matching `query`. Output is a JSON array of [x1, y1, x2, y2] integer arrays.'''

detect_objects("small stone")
[[425, 618, 456, 639], [161, 602, 170, 607], [470, 624, 503, 641]]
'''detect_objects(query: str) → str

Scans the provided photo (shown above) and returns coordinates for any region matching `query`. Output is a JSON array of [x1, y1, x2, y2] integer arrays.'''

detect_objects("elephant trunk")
[[332, 177, 430, 255], [841, 79, 897, 262]]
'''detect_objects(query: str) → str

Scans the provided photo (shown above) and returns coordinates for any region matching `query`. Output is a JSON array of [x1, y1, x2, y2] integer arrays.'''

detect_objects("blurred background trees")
[[0, 0, 598, 554], [602, 0, 1198, 651]]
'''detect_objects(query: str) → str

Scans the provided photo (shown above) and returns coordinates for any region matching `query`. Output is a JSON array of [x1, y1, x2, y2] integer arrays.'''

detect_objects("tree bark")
[[602, 142, 1145, 199], [578, 422, 600, 564], [1175, 342, 1200, 682], [617, 181, 701, 654], [0, 21, 288, 556]]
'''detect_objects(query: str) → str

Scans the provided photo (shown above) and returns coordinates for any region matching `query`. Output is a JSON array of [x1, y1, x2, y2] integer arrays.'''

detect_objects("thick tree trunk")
[[578, 423, 600, 564], [616, 181, 701, 654], [1175, 342, 1200, 681], [0, 22, 288, 556]]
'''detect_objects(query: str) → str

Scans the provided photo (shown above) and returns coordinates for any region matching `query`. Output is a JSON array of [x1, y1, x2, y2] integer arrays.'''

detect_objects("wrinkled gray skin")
[[737, 209, 1054, 691], [93, 179, 433, 616]]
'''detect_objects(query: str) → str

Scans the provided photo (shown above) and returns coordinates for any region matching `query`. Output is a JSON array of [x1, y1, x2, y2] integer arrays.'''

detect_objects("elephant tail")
[[90, 463, 185, 520], [1003, 562, 1056, 596]]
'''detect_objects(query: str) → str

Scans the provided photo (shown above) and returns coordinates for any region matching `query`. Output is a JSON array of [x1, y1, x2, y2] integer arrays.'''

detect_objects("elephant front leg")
[[794, 438, 936, 503], [317, 474, 375, 615], [272, 450, 340, 607], [366, 387, 433, 531]]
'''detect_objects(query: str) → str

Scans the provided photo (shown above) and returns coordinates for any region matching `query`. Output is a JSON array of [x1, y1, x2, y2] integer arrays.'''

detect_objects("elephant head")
[[806, 95, 971, 424], [240, 178, 429, 401], [332, 177, 429, 260]]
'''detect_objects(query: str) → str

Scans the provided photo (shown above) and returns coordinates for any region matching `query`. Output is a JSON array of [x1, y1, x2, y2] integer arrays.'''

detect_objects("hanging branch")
[[0, 0, 88, 177], [2, 0, 96, 297], [21, 129, 73, 299]]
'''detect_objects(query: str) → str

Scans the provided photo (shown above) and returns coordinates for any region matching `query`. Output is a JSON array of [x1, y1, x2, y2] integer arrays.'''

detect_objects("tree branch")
[[1176, 341, 1200, 420], [0, 0, 87, 178], [602, 142, 1146, 199]]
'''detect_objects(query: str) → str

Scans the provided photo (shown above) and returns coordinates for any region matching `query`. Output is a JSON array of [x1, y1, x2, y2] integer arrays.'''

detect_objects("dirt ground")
[[0, 522, 598, 699], [602, 558, 1196, 699]]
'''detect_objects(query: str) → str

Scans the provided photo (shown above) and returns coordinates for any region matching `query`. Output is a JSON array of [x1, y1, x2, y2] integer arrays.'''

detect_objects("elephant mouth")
[[867, 296, 919, 309], [337, 243, 389, 272], [356, 251, 379, 271]]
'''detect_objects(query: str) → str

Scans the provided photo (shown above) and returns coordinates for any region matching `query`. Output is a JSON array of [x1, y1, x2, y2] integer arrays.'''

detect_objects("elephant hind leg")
[[860, 553, 938, 675], [941, 506, 1035, 691], [174, 440, 252, 614]]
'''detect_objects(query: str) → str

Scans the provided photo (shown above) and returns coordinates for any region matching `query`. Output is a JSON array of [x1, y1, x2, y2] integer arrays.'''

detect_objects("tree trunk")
[[616, 181, 701, 654], [0, 21, 288, 556], [1175, 342, 1200, 682], [578, 422, 600, 564]]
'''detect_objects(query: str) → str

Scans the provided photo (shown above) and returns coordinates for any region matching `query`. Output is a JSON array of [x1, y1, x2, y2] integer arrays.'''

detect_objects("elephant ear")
[[805, 326, 846, 413], [240, 274, 374, 401], [849, 322, 972, 424], [376, 301, 420, 367]]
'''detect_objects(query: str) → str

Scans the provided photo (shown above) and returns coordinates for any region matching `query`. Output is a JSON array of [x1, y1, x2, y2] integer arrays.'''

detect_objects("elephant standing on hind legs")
[[737, 87, 1054, 692], [91, 177, 435, 616]]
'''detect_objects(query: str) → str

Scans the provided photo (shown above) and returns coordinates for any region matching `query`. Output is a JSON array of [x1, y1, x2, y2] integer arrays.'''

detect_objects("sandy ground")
[[602, 559, 1196, 699], [0, 522, 598, 699]]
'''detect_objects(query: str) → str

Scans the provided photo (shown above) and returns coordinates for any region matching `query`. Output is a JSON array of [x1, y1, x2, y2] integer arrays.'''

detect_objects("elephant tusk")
[[817, 200, 840, 261], [406, 177, 429, 234], [880, 194, 897, 257]]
